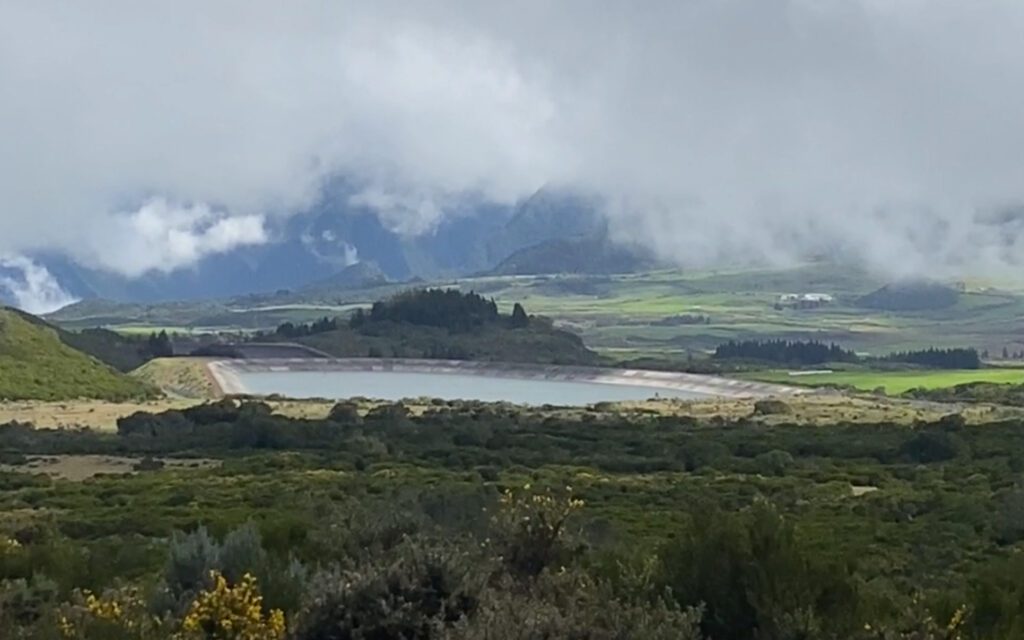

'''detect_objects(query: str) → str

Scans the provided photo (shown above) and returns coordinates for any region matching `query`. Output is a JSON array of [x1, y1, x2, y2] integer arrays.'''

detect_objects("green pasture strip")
[[741, 368, 1024, 394]]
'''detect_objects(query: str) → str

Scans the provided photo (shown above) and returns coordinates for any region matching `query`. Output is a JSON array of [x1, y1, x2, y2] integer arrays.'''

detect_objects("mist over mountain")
[[0, 186, 607, 307]]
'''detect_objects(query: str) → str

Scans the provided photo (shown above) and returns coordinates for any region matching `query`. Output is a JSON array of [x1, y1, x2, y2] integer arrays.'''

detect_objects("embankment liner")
[[207, 358, 805, 399]]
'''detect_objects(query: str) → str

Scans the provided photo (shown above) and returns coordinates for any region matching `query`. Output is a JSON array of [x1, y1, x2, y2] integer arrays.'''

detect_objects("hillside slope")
[[0, 308, 157, 401], [857, 281, 960, 311], [490, 235, 657, 276], [10, 307, 152, 371]]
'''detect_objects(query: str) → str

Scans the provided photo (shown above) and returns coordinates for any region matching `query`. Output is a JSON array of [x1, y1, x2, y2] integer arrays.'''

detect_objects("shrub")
[[163, 527, 221, 608], [54, 585, 167, 640], [755, 449, 795, 476], [899, 430, 966, 464], [326, 402, 361, 426], [292, 542, 481, 640], [488, 485, 585, 579], [656, 503, 860, 640], [448, 569, 703, 640], [179, 571, 285, 640], [753, 399, 792, 416]]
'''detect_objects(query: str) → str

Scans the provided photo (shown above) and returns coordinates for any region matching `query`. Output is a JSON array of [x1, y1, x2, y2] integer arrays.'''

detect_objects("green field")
[[742, 367, 1024, 394]]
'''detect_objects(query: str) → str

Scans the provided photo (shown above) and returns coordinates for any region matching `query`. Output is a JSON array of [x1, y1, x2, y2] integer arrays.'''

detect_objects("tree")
[[510, 303, 529, 329], [145, 330, 173, 358]]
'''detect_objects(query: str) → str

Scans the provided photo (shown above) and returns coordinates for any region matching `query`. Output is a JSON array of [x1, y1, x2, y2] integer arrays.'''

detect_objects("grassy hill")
[[12, 307, 153, 371], [0, 308, 157, 401]]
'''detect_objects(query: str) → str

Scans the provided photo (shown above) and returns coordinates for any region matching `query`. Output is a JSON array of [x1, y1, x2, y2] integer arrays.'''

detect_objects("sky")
[[3, 0, 1024, 310]]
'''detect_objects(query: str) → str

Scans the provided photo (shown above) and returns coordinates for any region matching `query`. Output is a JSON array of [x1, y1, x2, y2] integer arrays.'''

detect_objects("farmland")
[[742, 367, 1024, 395], [48, 263, 1024, 362]]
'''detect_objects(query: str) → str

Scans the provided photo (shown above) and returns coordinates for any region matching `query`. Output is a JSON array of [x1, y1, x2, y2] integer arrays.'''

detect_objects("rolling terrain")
[[50, 263, 1024, 360]]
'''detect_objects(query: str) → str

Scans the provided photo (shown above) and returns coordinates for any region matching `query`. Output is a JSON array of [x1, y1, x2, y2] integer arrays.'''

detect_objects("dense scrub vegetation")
[[0, 308, 157, 401], [1, 399, 1024, 636]]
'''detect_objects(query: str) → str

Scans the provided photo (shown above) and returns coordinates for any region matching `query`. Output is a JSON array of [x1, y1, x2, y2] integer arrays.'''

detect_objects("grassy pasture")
[[743, 367, 1024, 394], [472, 266, 1024, 357]]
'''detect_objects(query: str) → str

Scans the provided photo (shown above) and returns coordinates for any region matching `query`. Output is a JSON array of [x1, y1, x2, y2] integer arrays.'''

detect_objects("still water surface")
[[235, 370, 707, 405]]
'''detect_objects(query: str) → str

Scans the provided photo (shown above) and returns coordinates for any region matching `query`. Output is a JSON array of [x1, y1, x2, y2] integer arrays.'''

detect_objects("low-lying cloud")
[[0, 255, 78, 314], [3, 1, 1024, 280], [78, 199, 267, 278]]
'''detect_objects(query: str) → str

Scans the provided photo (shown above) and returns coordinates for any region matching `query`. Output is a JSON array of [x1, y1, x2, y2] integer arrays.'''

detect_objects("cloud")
[[2, 1, 1024, 279], [0, 255, 79, 314], [76, 199, 268, 278]]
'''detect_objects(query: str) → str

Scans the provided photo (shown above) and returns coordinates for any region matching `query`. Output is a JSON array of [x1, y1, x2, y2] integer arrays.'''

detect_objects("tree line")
[[713, 339, 857, 365], [273, 317, 338, 339], [714, 338, 981, 369], [884, 346, 980, 369]]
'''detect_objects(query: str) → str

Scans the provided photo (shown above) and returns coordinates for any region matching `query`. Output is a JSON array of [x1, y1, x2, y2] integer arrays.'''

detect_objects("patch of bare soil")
[[0, 455, 218, 481]]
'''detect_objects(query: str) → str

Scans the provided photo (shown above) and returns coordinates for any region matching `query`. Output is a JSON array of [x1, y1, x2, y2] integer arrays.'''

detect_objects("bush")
[[292, 542, 482, 639], [162, 526, 221, 609], [448, 569, 703, 640], [656, 503, 860, 640], [488, 486, 585, 579], [755, 449, 795, 476], [326, 402, 361, 425], [753, 399, 792, 416], [899, 430, 966, 464]]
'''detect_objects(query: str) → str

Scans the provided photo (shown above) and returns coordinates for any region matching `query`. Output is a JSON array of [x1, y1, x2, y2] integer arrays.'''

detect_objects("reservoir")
[[210, 358, 797, 405], [232, 369, 709, 405]]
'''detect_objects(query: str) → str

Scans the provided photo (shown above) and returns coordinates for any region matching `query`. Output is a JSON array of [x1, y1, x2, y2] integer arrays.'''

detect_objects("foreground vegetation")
[[0, 398, 1023, 637], [0, 308, 156, 402]]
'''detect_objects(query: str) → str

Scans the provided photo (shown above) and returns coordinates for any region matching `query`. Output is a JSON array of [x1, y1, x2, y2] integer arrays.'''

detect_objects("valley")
[[46, 262, 1024, 364]]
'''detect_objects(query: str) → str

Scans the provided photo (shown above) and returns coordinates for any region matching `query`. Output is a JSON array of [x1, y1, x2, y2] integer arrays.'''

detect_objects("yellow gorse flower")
[[178, 571, 285, 640], [57, 587, 154, 638]]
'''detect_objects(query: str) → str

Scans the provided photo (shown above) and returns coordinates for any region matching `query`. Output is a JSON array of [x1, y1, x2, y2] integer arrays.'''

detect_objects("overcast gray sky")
[[3, 0, 1024, 285]]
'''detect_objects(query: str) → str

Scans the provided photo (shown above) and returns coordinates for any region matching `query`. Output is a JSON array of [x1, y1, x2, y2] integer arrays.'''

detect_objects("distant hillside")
[[0, 308, 157, 401], [490, 235, 656, 276], [857, 282, 960, 311], [303, 261, 390, 292], [485, 188, 605, 264]]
